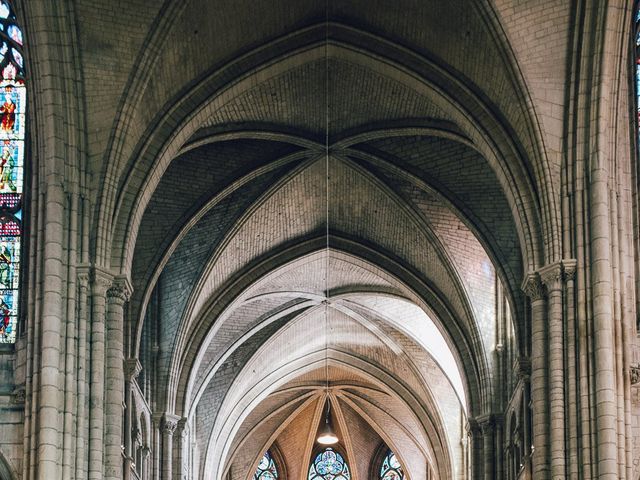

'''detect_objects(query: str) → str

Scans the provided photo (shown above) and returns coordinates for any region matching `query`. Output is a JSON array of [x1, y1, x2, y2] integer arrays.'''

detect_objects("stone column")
[[539, 263, 566, 480], [522, 273, 548, 479], [88, 269, 112, 480], [466, 419, 482, 479], [75, 270, 90, 478], [562, 260, 578, 479], [477, 415, 495, 480], [162, 414, 180, 480], [175, 418, 189, 480], [104, 277, 133, 480], [123, 358, 142, 480], [151, 413, 163, 480]]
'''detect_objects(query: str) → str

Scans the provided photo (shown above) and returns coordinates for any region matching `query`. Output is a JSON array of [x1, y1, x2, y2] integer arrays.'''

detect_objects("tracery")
[[253, 451, 278, 480], [379, 450, 404, 480], [308, 448, 351, 480]]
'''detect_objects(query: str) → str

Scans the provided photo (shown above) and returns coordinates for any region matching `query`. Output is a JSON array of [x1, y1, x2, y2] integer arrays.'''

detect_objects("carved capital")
[[162, 414, 180, 435], [516, 356, 531, 380], [77, 266, 90, 293], [476, 414, 495, 434], [562, 259, 577, 283], [124, 358, 142, 382], [177, 418, 189, 438], [11, 385, 25, 405], [521, 274, 544, 301], [631, 365, 640, 386], [107, 276, 133, 304], [92, 267, 114, 294], [539, 262, 562, 292]]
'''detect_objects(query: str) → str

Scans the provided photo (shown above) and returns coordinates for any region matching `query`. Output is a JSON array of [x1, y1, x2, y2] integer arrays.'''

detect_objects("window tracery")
[[308, 448, 351, 480], [379, 449, 404, 480], [0, 0, 25, 344], [254, 451, 278, 480]]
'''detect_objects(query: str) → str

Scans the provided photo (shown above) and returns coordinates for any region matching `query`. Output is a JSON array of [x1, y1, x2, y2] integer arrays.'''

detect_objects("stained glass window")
[[0, 0, 23, 344], [308, 448, 351, 480], [254, 451, 278, 480], [379, 450, 404, 480]]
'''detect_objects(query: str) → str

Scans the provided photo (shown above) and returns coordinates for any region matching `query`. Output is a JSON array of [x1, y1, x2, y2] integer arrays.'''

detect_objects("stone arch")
[[106, 22, 552, 283], [173, 239, 488, 419]]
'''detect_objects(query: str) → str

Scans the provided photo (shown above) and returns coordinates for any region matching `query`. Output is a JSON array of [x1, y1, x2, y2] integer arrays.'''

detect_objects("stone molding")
[[124, 358, 143, 382]]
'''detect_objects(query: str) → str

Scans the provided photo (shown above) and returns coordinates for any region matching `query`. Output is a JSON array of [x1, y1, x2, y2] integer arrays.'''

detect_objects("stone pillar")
[[562, 260, 578, 479], [539, 263, 566, 480], [466, 419, 482, 480], [75, 270, 90, 478], [175, 418, 189, 480], [104, 277, 133, 480], [123, 358, 142, 480], [88, 269, 112, 480], [477, 415, 495, 480], [162, 414, 180, 480], [151, 413, 163, 480], [522, 273, 548, 479]]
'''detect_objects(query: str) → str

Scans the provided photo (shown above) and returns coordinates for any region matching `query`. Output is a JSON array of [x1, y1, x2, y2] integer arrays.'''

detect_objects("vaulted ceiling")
[[69, 0, 571, 478]]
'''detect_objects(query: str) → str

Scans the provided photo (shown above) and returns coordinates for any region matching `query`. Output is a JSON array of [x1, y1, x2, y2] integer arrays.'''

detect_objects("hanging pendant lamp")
[[317, 397, 339, 445]]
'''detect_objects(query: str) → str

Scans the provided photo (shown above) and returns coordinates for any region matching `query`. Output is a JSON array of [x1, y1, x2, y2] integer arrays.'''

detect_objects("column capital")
[[475, 414, 496, 434], [107, 275, 133, 304], [562, 259, 577, 282], [162, 414, 181, 435], [77, 266, 90, 291], [124, 358, 142, 382], [538, 262, 562, 292], [515, 356, 531, 380], [92, 266, 114, 293], [521, 273, 544, 301], [177, 418, 189, 438]]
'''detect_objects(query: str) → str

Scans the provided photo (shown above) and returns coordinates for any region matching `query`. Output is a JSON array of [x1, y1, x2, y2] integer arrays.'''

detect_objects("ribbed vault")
[[117, 3, 547, 479]]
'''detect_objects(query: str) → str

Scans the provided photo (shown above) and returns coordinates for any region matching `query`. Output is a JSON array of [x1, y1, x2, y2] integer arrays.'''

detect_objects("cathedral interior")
[[0, 0, 639, 479]]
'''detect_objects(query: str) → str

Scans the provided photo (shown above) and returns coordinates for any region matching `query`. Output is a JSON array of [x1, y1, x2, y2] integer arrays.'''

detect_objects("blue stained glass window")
[[379, 450, 404, 480], [254, 451, 278, 480], [0, 0, 24, 344], [308, 448, 351, 480]]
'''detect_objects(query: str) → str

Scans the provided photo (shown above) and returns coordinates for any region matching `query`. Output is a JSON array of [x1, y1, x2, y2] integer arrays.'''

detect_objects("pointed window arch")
[[308, 448, 351, 480], [0, 0, 25, 344], [254, 451, 278, 480], [379, 449, 404, 480]]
